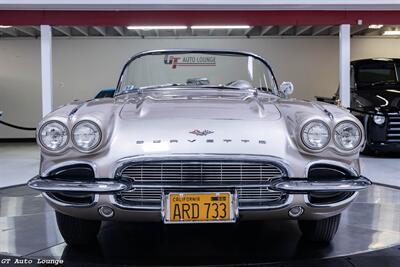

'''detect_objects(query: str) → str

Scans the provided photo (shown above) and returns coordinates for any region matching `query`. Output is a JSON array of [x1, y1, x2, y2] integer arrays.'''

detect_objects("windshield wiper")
[[204, 85, 244, 90]]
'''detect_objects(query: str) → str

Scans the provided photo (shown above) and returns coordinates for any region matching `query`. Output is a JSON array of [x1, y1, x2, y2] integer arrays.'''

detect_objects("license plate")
[[163, 192, 235, 223]]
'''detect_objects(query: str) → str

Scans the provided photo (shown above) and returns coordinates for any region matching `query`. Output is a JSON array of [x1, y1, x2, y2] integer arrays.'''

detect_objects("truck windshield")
[[356, 62, 400, 87]]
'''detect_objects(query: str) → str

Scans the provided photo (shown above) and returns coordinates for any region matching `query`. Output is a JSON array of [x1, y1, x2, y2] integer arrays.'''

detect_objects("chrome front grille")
[[116, 161, 286, 208], [387, 114, 400, 143]]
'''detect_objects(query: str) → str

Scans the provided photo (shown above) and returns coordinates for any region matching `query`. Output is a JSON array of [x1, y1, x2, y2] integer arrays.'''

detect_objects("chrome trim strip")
[[239, 195, 293, 211], [304, 160, 359, 177], [122, 183, 275, 189], [110, 194, 293, 211], [111, 153, 293, 178], [42, 192, 100, 208], [304, 192, 359, 208], [28, 176, 127, 193], [270, 176, 371, 193], [41, 160, 98, 177]]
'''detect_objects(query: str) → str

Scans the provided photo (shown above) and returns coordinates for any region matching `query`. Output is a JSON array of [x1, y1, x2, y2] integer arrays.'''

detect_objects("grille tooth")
[[118, 161, 286, 207], [387, 115, 400, 143]]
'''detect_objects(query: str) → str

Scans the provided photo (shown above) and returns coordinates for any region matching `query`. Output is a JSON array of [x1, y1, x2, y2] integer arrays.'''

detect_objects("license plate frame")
[[162, 191, 237, 224]]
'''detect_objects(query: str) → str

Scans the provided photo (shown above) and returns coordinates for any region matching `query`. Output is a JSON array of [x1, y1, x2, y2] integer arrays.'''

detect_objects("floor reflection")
[[0, 185, 399, 265]]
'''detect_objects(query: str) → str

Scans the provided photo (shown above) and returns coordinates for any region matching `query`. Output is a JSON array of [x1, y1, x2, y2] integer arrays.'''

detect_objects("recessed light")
[[368, 25, 383, 29], [0, 25, 12, 29], [191, 25, 250, 29], [127, 26, 187, 31], [383, 30, 400, 36]]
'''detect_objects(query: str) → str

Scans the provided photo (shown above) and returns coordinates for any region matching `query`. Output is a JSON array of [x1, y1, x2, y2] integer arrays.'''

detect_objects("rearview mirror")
[[279, 82, 294, 97]]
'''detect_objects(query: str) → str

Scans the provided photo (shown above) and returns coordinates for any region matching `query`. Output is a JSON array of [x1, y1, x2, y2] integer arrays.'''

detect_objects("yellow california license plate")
[[164, 192, 235, 223]]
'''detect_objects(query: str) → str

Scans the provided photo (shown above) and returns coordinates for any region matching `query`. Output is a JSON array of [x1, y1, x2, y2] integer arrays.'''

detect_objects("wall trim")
[[0, 138, 36, 143]]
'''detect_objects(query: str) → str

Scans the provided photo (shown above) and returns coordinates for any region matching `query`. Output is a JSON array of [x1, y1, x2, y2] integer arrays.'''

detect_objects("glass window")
[[357, 62, 396, 84], [117, 52, 278, 95]]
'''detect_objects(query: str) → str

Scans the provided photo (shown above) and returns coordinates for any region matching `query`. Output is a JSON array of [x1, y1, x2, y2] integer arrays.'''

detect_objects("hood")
[[118, 89, 281, 121], [352, 87, 400, 113]]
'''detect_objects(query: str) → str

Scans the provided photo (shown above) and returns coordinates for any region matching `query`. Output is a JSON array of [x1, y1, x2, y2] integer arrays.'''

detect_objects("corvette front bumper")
[[28, 176, 371, 194]]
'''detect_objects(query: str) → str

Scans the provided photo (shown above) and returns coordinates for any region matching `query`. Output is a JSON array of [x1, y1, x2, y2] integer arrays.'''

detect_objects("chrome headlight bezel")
[[333, 121, 362, 151], [38, 120, 69, 152], [71, 120, 102, 152], [300, 120, 331, 151]]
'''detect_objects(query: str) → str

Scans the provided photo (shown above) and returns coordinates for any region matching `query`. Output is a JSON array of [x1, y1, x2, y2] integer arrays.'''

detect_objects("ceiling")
[[0, 25, 397, 38]]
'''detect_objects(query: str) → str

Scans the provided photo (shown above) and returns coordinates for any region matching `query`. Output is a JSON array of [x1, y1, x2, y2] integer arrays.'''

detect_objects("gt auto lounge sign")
[[164, 55, 216, 69]]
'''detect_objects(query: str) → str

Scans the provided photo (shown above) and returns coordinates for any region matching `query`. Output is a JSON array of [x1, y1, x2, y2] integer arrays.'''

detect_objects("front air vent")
[[307, 164, 355, 205], [47, 164, 95, 205]]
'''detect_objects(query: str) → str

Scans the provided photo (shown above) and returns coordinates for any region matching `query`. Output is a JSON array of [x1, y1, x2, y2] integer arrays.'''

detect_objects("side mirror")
[[279, 81, 294, 97]]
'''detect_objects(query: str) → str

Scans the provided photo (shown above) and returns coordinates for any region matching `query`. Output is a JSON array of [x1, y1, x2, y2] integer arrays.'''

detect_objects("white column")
[[40, 25, 53, 117], [339, 24, 351, 108]]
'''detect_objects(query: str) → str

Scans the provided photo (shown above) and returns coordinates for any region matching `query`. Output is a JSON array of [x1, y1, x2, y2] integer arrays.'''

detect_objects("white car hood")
[[111, 90, 291, 159], [119, 90, 281, 121]]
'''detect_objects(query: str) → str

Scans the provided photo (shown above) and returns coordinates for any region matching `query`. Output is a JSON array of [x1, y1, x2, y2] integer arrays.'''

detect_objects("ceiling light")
[[191, 25, 250, 29], [383, 30, 400, 36], [368, 25, 383, 29], [0, 25, 12, 29], [127, 26, 187, 31]]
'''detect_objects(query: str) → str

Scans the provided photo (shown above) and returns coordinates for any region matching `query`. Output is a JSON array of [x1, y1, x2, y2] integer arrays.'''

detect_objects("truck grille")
[[387, 114, 400, 143], [116, 161, 287, 208]]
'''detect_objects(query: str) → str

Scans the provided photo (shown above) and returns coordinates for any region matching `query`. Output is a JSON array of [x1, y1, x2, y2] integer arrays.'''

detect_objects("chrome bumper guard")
[[28, 176, 372, 194], [269, 176, 372, 193], [28, 176, 128, 193]]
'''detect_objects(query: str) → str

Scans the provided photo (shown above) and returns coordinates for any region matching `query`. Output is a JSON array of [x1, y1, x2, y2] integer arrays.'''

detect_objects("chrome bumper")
[[28, 177, 128, 193], [28, 176, 372, 194], [270, 176, 372, 193]]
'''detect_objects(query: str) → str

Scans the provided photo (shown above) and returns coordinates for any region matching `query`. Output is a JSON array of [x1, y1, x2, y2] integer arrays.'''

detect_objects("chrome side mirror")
[[279, 81, 294, 97]]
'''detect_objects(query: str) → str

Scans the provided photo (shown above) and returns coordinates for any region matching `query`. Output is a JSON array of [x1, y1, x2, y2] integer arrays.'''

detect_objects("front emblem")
[[189, 129, 214, 136]]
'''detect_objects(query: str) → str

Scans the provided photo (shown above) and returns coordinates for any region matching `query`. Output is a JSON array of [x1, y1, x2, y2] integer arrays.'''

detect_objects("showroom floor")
[[0, 183, 399, 266], [0, 143, 398, 189], [0, 143, 40, 188], [0, 143, 399, 266]]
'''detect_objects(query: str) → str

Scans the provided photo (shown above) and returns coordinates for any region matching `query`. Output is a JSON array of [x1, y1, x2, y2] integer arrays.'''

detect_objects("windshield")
[[356, 62, 400, 87], [116, 51, 278, 95]]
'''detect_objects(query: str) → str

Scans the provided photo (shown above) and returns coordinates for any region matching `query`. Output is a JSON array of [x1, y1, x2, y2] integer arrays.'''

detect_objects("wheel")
[[298, 214, 341, 242], [55, 211, 101, 246]]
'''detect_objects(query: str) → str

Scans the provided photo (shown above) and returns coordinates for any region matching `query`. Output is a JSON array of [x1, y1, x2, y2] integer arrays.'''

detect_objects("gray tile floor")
[[0, 143, 399, 188], [0, 143, 40, 188]]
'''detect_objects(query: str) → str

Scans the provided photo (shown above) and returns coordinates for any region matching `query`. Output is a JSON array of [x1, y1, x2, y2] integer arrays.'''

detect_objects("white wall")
[[1, 36, 400, 138]]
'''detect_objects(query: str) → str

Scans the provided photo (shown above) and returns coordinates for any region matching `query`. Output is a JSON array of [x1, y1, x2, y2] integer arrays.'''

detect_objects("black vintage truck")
[[317, 58, 400, 154]]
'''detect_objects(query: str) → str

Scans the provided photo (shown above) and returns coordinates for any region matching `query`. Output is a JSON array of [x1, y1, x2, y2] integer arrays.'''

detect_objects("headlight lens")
[[373, 115, 385, 125], [72, 121, 102, 151], [39, 121, 69, 151], [334, 121, 362, 151], [301, 120, 331, 150]]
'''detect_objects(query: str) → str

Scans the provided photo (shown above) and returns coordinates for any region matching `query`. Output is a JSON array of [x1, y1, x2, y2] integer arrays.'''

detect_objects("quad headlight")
[[301, 120, 331, 150], [38, 121, 69, 151], [72, 121, 102, 151], [333, 121, 362, 151]]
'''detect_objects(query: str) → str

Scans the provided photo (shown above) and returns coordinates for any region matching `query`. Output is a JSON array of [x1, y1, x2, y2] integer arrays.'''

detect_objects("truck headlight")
[[72, 121, 102, 151], [39, 121, 69, 151], [373, 115, 385, 125], [334, 121, 362, 151], [301, 120, 331, 150]]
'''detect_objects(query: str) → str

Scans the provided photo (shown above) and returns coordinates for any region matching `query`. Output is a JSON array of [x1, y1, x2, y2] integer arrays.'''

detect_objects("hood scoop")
[[120, 92, 281, 121]]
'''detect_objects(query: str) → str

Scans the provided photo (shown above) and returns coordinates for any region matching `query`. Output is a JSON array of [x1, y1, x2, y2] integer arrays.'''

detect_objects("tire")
[[298, 214, 341, 243], [55, 211, 101, 246]]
